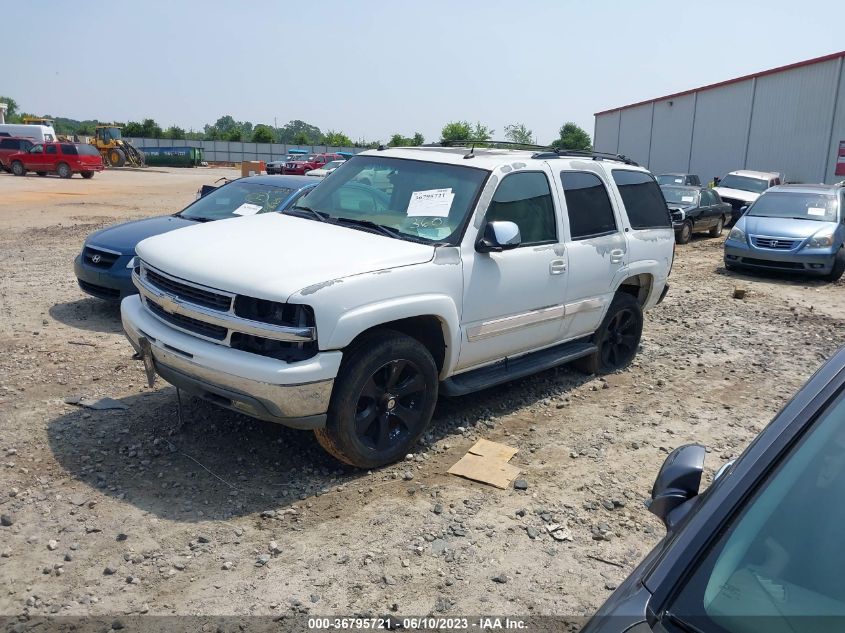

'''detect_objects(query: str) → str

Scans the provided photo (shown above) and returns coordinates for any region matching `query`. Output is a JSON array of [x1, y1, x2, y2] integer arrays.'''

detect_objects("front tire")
[[828, 248, 845, 282], [109, 148, 126, 167], [314, 331, 438, 468], [709, 216, 725, 237], [574, 293, 643, 375], [57, 162, 72, 179], [676, 220, 693, 244], [11, 161, 26, 176]]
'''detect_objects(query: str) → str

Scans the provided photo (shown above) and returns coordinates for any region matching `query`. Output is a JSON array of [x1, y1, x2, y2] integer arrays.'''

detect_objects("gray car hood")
[[741, 215, 837, 239]]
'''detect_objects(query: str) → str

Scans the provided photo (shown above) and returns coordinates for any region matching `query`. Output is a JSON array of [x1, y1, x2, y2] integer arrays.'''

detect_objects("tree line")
[[1, 95, 591, 150]]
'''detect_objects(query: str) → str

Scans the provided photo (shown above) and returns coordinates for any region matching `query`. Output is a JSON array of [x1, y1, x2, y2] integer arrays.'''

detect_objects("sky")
[[2, 0, 843, 144]]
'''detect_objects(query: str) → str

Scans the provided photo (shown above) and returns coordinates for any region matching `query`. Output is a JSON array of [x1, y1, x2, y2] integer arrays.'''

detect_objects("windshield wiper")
[[289, 205, 329, 222], [333, 217, 402, 240], [181, 215, 213, 223]]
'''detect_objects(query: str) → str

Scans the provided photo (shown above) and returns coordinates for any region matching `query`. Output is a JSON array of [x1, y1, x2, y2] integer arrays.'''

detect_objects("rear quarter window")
[[60, 144, 78, 155], [76, 144, 101, 156], [612, 170, 671, 230], [0, 139, 16, 149]]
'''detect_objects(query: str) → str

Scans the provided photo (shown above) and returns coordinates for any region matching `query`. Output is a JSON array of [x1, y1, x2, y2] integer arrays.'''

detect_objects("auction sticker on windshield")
[[681, 196, 695, 203], [807, 207, 826, 216], [233, 203, 263, 216], [407, 188, 454, 217]]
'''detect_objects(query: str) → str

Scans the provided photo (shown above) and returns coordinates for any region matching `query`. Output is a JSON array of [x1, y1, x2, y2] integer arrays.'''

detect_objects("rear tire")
[[828, 248, 845, 282], [81, 171, 94, 179], [709, 216, 725, 237], [108, 148, 126, 167], [574, 293, 643, 375], [57, 163, 72, 179], [314, 330, 438, 468], [676, 220, 693, 244], [11, 161, 26, 176]]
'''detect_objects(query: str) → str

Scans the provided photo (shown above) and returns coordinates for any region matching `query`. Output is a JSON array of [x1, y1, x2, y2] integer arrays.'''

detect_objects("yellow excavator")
[[90, 125, 145, 167]]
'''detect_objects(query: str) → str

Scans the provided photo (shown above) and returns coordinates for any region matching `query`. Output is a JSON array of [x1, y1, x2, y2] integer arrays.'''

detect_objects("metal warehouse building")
[[593, 50, 845, 184]]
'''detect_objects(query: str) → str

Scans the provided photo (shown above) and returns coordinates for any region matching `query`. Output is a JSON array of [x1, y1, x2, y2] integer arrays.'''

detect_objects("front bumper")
[[74, 253, 136, 301], [724, 240, 837, 275], [121, 295, 340, 429]]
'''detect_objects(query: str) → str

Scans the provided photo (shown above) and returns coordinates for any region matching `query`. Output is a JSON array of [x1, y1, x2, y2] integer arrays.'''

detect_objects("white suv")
[[121, 146, 675, 467], [714, 169, 784, 225]]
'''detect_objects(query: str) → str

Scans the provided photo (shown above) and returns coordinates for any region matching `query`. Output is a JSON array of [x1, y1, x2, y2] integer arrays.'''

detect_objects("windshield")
[[180, 181, 295, 221], [719, 174, 769, 194], [747, 191, 839, 222], [290, 155, 489, 244], [658, 175, 688, 186], [661, 186, 700, 205]]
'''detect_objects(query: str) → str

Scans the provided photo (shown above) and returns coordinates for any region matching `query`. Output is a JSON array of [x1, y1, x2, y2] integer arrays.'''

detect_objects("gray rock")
[[526, 526, 540, 539], [221, 561, 233, 570], [430, 538, 449, 555], [196, 534, 211, 544], [403, 471, 414, 481], [433, 503, 443, 515], [601, 499, 615, 511], [0, 514, 13, 527], [605, 581, 618, 590], [513, 479, 528, 491], [256, 553, 271, 566], [103, 566, 117, 575], [492, 574, 510, 584], [47, 539, 58, 551]]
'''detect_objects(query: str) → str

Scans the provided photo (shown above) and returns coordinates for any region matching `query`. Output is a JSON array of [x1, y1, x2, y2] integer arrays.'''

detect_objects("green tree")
[[164, 125, 186, 140], [440, 121, 472, 142], [503, 123, 535, 145], [292, 132, 310, 146], [279, 120, 322, 144], [122, 121, 144, 137], [388, 133, 410, 146], [322, 130, 353, 147], [224, 129, 243, 142], [0, 96, 20, 122], [139, 118, 163, 138], [550, 122, 592, 151], [251, 125, 275, 143], [411, 132, 424, 146]]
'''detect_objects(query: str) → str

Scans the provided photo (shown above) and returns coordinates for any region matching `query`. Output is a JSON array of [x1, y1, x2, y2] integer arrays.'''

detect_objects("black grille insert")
[[741, 257, 804, 270], [145, 268, 231, 311], [83, 247, 119, 269], [78, 279, 120, 298], [147, 300, 228, 340]]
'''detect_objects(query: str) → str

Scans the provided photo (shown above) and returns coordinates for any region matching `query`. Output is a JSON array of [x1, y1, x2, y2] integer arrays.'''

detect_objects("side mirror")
[[476, 221, 521, 253], [648, 444, 706, 530]]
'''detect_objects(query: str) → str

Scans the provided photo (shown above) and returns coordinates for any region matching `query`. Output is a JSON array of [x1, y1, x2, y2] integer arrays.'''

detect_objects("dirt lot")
[[1, 167, 844, 622]]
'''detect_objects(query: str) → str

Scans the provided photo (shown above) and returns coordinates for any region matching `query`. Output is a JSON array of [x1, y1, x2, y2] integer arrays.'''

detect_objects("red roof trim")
[[594, 50, 845, 116]]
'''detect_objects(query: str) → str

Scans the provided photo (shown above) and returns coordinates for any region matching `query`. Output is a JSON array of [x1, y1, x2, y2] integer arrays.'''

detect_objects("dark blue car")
[[74, 175, 317, 301]]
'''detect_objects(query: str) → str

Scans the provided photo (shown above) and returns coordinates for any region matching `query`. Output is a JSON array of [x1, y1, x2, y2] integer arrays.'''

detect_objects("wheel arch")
[[616, 273, 654, 308]]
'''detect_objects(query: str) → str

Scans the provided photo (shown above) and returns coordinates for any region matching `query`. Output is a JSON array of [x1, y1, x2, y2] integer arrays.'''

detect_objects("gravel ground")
[[1, 167, 843, 622]]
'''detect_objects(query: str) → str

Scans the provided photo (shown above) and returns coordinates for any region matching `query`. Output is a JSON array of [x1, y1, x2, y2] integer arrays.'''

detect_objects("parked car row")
[[266, 151, 349, 176]]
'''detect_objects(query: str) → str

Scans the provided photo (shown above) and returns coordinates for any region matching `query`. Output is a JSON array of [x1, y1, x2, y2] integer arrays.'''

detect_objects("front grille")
[[78, 279, 120, 298], [741, 257, 804, 270], [145, 268, 231, 311], [83, 246, 119, 269], [752, 236, 799, 250], [146, 299, 228, 340]]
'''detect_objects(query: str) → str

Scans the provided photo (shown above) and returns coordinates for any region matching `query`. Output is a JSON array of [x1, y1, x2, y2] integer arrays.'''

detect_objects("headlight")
[[806, 232, 835, 248], [126, 255, 139, 269], [728, 226, 745, 242]]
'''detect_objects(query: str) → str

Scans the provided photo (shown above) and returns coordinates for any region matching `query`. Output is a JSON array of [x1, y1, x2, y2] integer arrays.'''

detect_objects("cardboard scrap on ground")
[[64, 396, 128, 411], [447, 439, 520, 489]]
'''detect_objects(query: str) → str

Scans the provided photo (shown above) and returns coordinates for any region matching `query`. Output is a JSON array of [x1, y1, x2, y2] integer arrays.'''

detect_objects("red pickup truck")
[[9, 142, 105, 178], [282, 152, 344, 175], [0, 136, 35, 172]]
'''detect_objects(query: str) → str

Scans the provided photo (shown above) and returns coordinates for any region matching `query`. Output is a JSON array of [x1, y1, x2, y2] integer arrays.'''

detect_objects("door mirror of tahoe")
[[476, 221, 521, 252], [648, 443, 706, 530]]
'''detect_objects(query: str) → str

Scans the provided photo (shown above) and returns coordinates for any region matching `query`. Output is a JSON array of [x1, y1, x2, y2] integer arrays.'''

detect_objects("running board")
[[440, 338, 596, 396]]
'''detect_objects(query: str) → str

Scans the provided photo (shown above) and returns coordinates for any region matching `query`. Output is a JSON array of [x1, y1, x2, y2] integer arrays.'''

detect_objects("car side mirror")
[[648, 444, 706, 530], [476, 221, 521, 253]]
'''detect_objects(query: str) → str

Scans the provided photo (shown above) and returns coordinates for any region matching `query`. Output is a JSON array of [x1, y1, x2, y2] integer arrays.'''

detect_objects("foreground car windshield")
[[180, 182, 294, 221], [719, 174, 769, 193], [661, 187, 700, 205], [292, 155, 489, 243], [747, 191, 839, 222]]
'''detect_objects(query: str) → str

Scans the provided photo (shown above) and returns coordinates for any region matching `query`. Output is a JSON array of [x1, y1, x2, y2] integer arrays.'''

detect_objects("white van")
[[0, 124, 57, 144]]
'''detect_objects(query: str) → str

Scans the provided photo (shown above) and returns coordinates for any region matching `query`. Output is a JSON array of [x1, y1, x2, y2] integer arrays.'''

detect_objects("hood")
[[87, 215, 195, 254], [136, 213, 436, 301], [713, 187, 759, 203], [740, 215, 837, 240]]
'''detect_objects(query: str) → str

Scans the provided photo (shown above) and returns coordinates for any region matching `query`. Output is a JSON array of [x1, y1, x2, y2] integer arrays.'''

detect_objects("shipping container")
[[141, 146, 203, 167]]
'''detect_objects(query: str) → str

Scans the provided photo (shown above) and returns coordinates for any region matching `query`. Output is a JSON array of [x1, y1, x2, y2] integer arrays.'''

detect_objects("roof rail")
[[531, 149, 639, 166], [439, 140, 550, 150]]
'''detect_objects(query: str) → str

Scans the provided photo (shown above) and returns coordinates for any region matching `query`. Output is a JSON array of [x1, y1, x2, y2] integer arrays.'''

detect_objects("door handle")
[[610, 249, 625, 264], [549, 259, 566, 275]]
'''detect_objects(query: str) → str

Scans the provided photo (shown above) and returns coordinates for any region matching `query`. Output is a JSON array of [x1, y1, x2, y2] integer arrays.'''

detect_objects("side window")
[[45, 145, 57, 155], [612, 170, 672, 230], [485, 172, 557, 245], [22, 141, 33, 151], [560, 171, 618, 240], [60, 144, 78, 155], [31, 144, 43, 154], [0, 139, 13, 149]]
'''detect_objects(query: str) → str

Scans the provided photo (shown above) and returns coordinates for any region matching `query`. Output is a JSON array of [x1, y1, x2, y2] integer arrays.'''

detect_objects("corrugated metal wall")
[[594, 53, 845, 184]]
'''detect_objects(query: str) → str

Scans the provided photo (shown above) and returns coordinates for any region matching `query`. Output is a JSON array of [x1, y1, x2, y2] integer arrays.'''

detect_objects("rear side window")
[[612, 170, 671, 229], [0, 139, 16, 149], [560, 171, 618, 240], [60, 144, 78, 155], [46, 145, 57, 155], [77, 144, 100, 156], [486, 172, 557, 245]]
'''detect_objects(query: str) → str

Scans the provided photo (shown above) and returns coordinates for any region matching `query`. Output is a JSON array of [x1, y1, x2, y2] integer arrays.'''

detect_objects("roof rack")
[[435, 141, 639, 166], [531, 149, 639, 166], [439, 140, 550, 150]]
